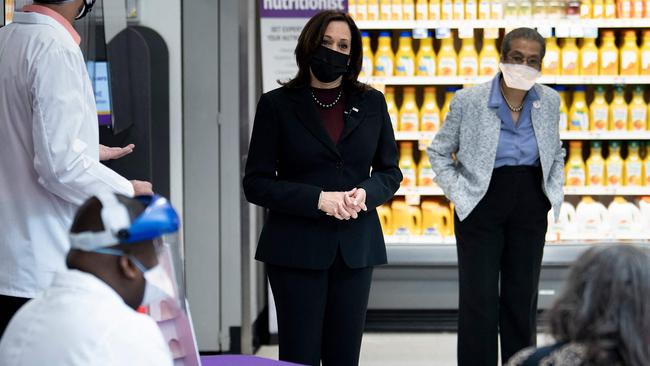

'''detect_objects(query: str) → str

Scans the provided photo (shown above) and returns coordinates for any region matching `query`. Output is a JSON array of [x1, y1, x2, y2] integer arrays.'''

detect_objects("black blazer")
[[243, 85, 402, 269]]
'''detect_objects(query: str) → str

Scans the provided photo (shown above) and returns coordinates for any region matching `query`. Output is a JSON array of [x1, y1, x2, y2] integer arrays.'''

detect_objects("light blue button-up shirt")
[[489, 74, 541, 168]]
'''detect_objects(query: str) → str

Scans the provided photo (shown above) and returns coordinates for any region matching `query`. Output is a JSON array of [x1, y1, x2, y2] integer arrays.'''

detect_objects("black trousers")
[[267, 250, 374, 366], [455, 166, 550, 366], [0, 295, 30, 339]]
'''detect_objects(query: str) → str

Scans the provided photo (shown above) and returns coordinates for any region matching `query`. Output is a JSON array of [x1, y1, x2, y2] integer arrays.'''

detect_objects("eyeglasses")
[[505, 54, 541, 68]]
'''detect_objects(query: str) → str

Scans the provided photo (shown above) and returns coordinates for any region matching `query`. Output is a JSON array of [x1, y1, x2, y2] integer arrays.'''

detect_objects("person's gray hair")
[[548, 245, 650, 366], [500, 27, 546, 60]]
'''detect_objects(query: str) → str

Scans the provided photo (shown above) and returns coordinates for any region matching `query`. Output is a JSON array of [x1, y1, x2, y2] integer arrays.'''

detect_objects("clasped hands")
[[319, 188, 367, 220]]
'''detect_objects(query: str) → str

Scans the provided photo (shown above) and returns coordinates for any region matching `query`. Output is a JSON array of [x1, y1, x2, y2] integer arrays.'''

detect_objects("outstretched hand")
[[99, 144, 135, 161]]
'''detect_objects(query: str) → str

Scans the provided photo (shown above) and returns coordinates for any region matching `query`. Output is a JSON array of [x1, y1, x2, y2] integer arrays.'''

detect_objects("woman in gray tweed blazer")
[[427, 28, 565, 366]]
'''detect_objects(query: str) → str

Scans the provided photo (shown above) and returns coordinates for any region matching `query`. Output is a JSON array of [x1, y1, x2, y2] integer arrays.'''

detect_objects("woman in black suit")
[[243, 10, 402, 366]]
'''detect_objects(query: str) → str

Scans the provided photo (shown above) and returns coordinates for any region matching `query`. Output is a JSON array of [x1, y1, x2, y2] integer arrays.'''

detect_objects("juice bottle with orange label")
[[357, 0, 369, 19], [543, 37, 561, 75], [490, 0, 504, 18], [609, 85, 629, 131], [416, 32, 437, 76], [586, 141, 606, 186], [629, 86, 648, 131], [403, 0, 416, 19], [395, 31, 416, 76], [350, 0, 358, 18], [416, 0, 429, 18], [625, 141, 643, 186], [632, 0, 644, 17], [620, 30, 640, 76], [592, 0, 604, 17], [368, 0, 381, 19], [440, 87, 458, 123], [566, 141, 587, 186], [399, 87, 419, 131], [466, 0, 479, 18], [437, 34, 458, 76], [599, 30, 619, 76], [569, 86, 590, 131], [580, 0, 593, 17], [478, 0, 491, 18], [359, 32, 374, 78], [392, 0, 404, 19], [453, 0, 465, 19], [441, 0, 454, 18], [458, 37, 479, 77], [590, 86, 609, 131], [580, 37, 600, 75], [479, 35, 500, 76], [399, 142, 417, 187], [380, 0, 393, 19], [420, 87, 441, 131], [374, 31, 395, 76], [429, 0, 442, 18], [641, 30, 650, 75], [561, 38, 580, 76], [603, 0, 617, 17], [618, 0, 633, 17], [606, 141, 624, 187], [418, 153, 437, 186], [556, 86, 570, 131], [385, 87, 399, 131]]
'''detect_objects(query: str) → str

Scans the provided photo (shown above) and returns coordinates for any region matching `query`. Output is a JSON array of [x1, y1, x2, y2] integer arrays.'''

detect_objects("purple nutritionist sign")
[[259, 0, 348, 18]]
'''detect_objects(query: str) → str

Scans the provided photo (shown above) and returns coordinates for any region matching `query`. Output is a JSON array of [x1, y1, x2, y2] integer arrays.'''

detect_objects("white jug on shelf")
[[638, 197, 650, 234], [575, 196, 609, 235], [608, 196, 642, 234], [547, 202, 576, 236]]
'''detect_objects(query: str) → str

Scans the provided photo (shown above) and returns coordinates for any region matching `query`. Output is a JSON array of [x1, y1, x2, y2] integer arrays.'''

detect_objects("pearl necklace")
[[500, 83, 524, 112], [311, 89, 343, 109]]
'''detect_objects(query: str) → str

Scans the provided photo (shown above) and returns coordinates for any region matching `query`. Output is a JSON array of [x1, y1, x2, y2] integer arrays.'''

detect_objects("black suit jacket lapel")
[[290, 88, 341, 158], [339, 88, 367, 143]]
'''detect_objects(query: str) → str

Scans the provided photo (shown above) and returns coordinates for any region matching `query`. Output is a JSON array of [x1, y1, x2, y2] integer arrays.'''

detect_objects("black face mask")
[[309, 45, 350, 83]]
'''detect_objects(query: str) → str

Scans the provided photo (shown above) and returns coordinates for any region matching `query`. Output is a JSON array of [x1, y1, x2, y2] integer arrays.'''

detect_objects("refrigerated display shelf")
[[355, 19, 650, 31], [395, 131, 650, 141], [363, 75, 650, 86], [386, 235, 650, 246], [395, 186, 650, 196]]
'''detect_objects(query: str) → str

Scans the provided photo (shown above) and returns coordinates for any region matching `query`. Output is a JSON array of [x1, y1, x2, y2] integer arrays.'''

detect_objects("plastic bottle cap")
[[447, 86, 461, 92], [379, 31, 391, 37], [591, 141, 602, 148], [570, 141, 582, 148], [610, 141, 621, 148], [361, 31, 370, 37], [554, 85, 566, 92], [575, 86, 586, 92], [629, 141, 640, 147], [400, 31, 412, 38]]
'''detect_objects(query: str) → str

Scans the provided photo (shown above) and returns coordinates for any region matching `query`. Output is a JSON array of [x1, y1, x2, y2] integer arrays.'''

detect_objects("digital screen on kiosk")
[[86, 61, 112, 127]]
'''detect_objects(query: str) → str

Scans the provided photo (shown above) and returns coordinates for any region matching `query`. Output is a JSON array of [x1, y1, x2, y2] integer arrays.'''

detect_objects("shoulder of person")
[[535, 84, 561, 105]]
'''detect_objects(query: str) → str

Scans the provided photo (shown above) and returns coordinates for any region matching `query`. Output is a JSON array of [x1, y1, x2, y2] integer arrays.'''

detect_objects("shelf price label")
[[458, 26, 474, 39], [569, 26, 584, 38], [412, 27, 429, 39], [554, 24, 570, 38], [536, 26, 553, 38], [435, 28, 451, 39]]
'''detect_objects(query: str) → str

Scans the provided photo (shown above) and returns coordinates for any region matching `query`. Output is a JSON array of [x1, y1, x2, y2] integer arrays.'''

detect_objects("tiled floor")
[[255, 333, 553, 366]]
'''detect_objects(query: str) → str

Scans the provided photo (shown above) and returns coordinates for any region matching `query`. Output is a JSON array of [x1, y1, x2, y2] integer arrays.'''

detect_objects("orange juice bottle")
[[453, 0, 465, 19], [390, 200, 422, 235], [599, 30, 619, 75], [437, 34, 458, 76], [377, 204, 393, 235], [478, 0, 491, 18], [569, 86, 590, 131], [418, 153, 437, 186], [392, 0, 404, 19], [490, 0, 504, 18], [479, 35, 500, 76], [395, 31, 416, 76], [592, 0, 605, 17], [357, 0, 369, 19], [420, 87, 441, 131], [399, 87, 419, 131], [629, 86, 648, 131], [360, 32, 374, 78], [586, 141, 606, 186], [543, 37, 561, 76], [604, 0, 617, 17], [609, 85, 629, 131], [590, 86, 609, 131], [429, 0, 442, 18], [620, 30, 640, 76], [350, 0, 358, 18], [458, 37, 479, 77], [416, 32, 437, 76], [645, 141, 650, 185], [641, 30, 650, 75], [466, 0, 479, 18], [403, 0, 416, 19], [556, 86, 570, 131], [368, 0, 381, 19], [618, 0, 632, 17], [374, 32, 395, 76], [399, 142, 417, 187], [580, 37, 600, 75], [632, 0, 644, 16], [606, 141, 624, 187], [421, 200, 452, 236], [566, 141, 586, 186], [561, 38, 580, 76], [441, 0, 454, 18], [440, 87, 458, 123], [625, 141, 643, 186], [416, 0, 430, 18], [580, 0, 593, 17], [385, 87, 399, 130], [380, 0, 393, 18]]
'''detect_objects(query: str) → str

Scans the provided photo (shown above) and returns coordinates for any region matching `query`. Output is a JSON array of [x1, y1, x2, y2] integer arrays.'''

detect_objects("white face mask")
[[135, 260, 176, 306], [499, 63, 541, 91]]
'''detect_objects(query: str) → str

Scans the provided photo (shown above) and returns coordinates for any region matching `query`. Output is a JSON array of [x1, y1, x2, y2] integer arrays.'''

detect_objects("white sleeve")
[[30, 47, 134, 205]]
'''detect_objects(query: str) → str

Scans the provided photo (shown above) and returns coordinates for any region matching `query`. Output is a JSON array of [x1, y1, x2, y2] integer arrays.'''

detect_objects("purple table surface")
[[200, 355, 304, 366]]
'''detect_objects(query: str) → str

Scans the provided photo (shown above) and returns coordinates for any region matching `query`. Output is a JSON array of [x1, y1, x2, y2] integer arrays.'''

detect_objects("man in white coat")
[[0, 0, 153, 335]]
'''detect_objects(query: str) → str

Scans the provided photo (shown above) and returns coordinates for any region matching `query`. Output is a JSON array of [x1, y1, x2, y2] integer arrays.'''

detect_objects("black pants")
[[455, 166, 550, 366], [0, 295, 30, 339], [267, 250, 374, 366]]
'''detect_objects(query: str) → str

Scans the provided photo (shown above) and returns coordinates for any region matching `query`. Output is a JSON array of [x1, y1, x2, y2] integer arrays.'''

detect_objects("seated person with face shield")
[[0, 193, 178, 366]]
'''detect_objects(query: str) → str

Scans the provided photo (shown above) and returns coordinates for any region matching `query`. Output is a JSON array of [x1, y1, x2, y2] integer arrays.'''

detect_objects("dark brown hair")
[[501, 27, 546, 60], [282, 10, 366, 92], [547, 245, 650, 366]]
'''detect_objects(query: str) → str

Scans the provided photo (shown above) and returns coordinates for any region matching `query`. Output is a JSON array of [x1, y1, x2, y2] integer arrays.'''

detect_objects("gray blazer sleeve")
[[426, 93, 463, 197]]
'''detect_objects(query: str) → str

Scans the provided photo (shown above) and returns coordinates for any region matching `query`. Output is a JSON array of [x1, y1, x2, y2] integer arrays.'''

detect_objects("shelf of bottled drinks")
[[351, 1, 650, 247]]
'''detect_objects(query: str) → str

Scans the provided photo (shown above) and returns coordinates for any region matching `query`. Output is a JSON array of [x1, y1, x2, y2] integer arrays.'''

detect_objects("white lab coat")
[[0, 270, 173, 366], [0, 11, 133, 298]]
